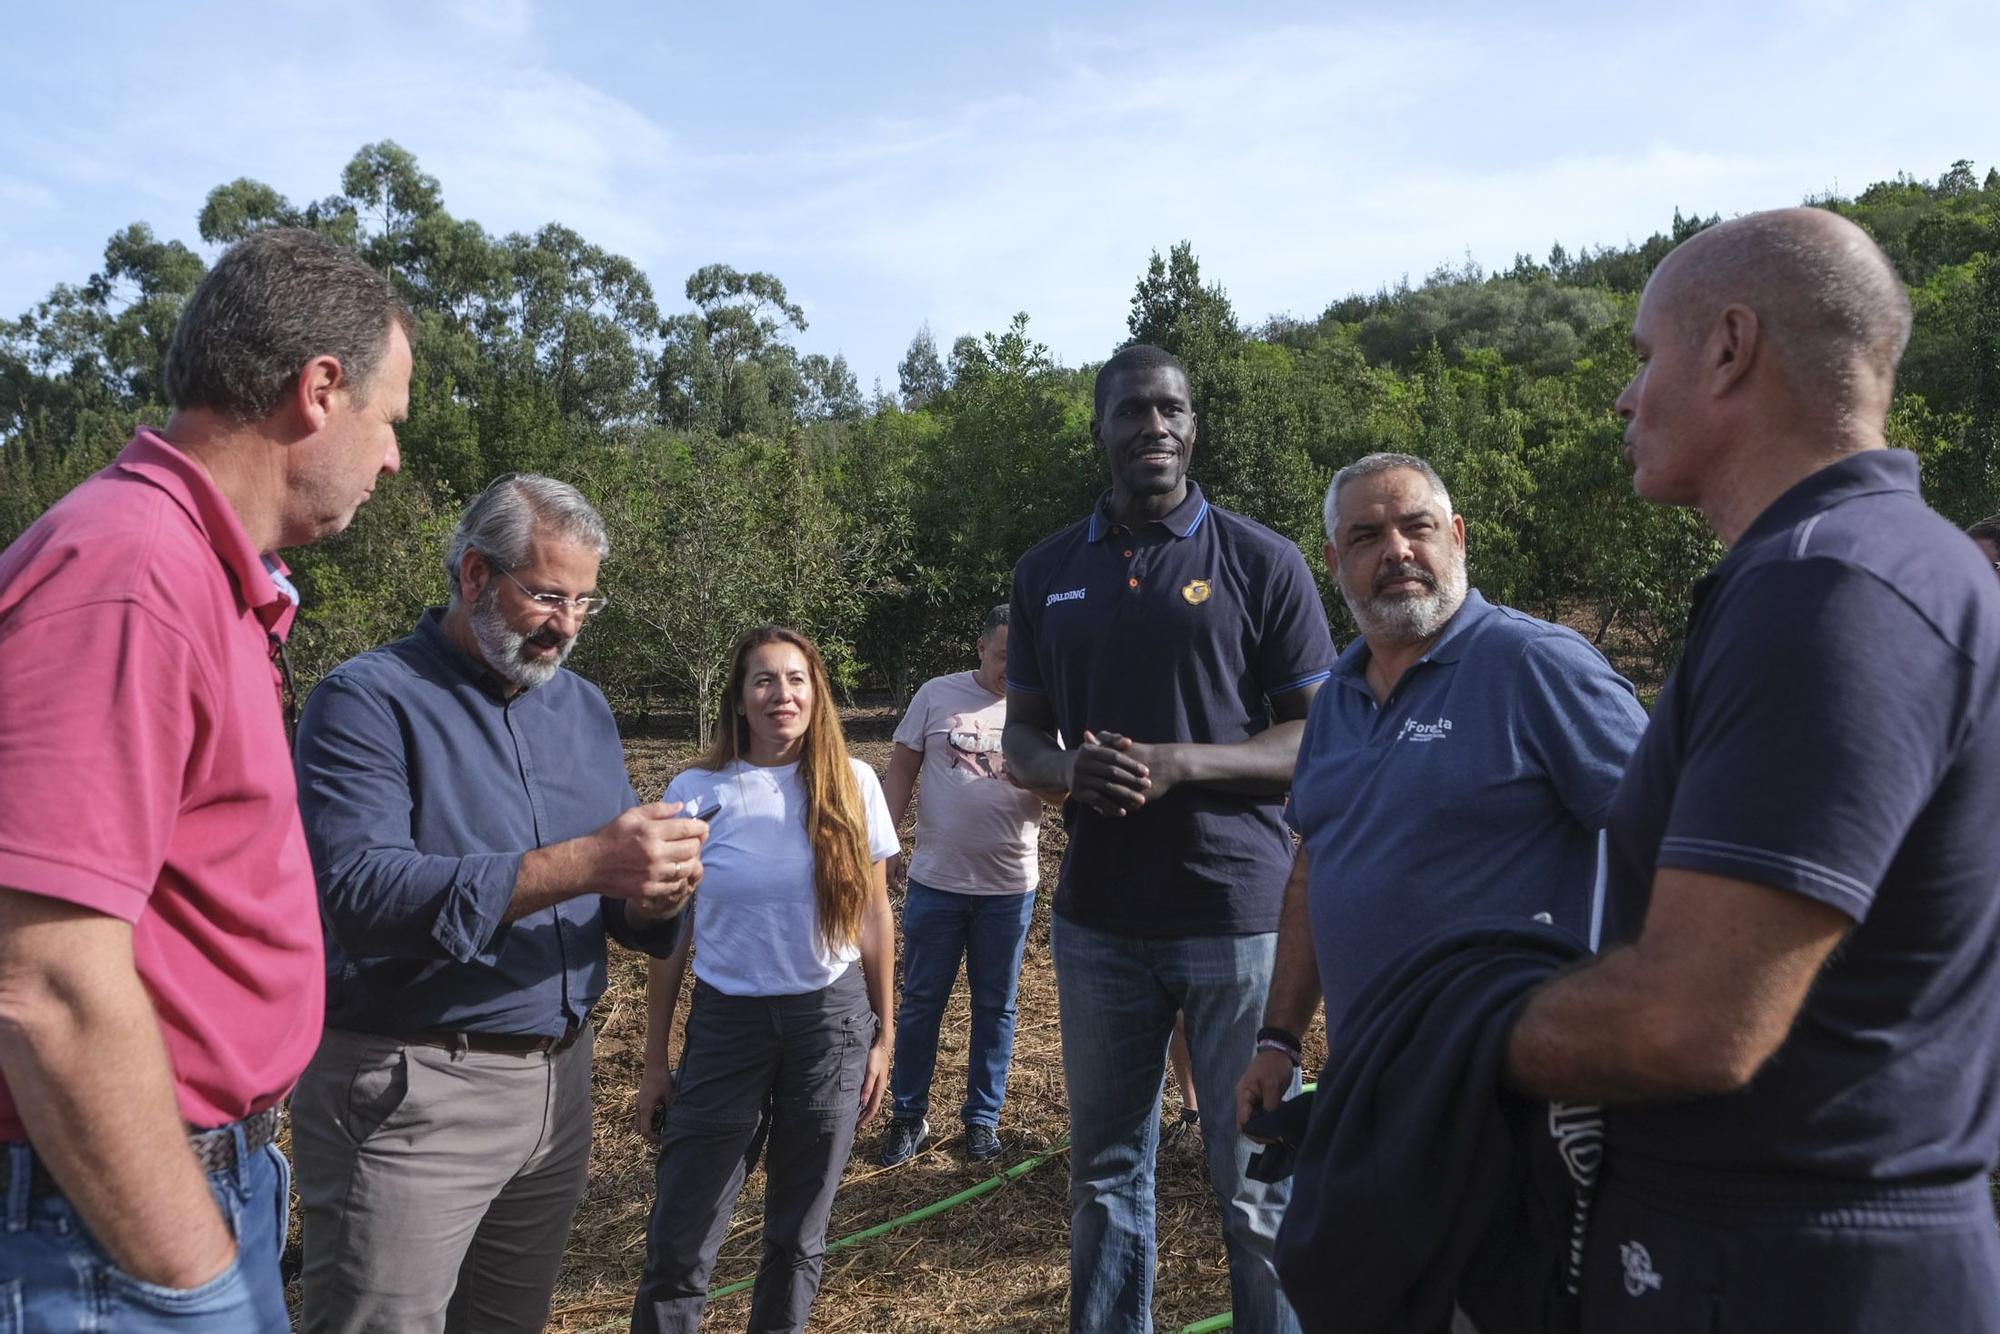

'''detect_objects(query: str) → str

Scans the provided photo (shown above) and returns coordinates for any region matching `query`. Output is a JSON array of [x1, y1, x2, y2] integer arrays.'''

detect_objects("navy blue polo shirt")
[[1601, 449, 2000, 1183], [1289, 590, 1647, 1030], [1007, 483, 1334, 936], [295, 610, 684, 1038]]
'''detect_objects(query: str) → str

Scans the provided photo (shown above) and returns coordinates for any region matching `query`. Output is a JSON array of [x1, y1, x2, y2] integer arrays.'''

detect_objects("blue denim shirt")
[[295, 610, 681, 1036]]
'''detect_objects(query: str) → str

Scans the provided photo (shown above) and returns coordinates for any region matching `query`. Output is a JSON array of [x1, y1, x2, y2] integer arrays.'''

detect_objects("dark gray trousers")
[[632, 966, 875, 1334], [293, 1026, 594, 1334]]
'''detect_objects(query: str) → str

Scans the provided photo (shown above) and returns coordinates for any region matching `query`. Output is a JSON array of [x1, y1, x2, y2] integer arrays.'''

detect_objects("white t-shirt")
[[664, 757, 898, 996], [893, 672, 1042, 894]]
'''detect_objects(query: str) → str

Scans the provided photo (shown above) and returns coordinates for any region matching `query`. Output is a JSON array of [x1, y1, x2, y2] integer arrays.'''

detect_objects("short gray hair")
[[1324, 453, 1454, 540], [980, 604, 1009, 639], [444, 474, 610, 602], [165, 228, 413, 423]]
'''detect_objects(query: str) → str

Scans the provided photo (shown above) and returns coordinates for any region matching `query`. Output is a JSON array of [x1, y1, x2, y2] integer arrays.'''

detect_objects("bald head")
[[1646, 208, 1910, 427]]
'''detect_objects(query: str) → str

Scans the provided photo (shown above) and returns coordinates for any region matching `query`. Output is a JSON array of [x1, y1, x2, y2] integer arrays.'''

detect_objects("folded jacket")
[[1275, 918, 1595, 1334]]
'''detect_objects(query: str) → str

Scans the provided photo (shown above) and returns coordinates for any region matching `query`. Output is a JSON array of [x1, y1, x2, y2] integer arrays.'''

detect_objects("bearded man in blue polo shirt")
[[1234, 453, 1646, 1134], [1506, 208, 2000, 1331], [1004, 343, 1334, 1334]]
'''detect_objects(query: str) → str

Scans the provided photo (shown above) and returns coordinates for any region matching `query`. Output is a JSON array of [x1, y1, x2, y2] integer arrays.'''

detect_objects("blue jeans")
[[890, 881, 1037, 1129], [1053, 916, 1301, 1334], [0, 1129, 290, 1331]]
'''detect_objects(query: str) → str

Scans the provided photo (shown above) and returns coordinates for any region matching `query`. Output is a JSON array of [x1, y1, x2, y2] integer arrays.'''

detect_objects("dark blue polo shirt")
[[295, 610, 683, 1037], [1601, 449, 2000, 1183], [1008, 483, 1334, 936], [1289, 590, 1646, 1030]]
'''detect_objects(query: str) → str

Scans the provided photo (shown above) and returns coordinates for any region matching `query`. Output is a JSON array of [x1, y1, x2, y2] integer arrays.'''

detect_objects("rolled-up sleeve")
[[295, 674, 523, 962]]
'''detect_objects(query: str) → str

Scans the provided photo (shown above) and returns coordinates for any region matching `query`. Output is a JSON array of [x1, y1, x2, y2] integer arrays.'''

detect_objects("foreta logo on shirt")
[[1619, 1240, 1663, 1297], [1181, 579, 1211, 605], [1046, 587, 1087, 607], [1396, 715, 1454, 744]]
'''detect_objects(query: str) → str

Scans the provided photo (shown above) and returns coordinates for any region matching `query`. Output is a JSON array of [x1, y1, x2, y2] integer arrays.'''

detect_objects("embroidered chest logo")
[[1619, 1241, 1663, 1297], [1181, 579, 1212, 606], [1396, 715, 1453, 744], [1046, 587, 1087, 607]]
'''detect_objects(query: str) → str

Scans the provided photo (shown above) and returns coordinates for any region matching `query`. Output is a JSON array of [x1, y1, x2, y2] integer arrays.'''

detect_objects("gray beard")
[[1342, 556, 1469, 647], [469, 586, 575, 691]]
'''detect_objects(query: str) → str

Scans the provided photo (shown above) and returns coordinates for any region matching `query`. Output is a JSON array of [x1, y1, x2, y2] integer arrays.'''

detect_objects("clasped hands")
[[1064, 730, 1185, 817]]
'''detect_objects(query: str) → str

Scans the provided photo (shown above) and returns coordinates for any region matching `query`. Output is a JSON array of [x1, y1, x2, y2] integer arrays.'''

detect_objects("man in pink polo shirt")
[[0, 227, 410, 1330]]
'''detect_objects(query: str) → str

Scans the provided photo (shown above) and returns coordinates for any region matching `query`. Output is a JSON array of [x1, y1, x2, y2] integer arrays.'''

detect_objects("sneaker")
[[964, 1124, 1002, 1162], [878, 1116, 930, 1167]]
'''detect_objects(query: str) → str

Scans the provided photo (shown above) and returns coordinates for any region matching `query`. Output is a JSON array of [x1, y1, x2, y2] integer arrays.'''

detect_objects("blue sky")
[[4, 1, 1995, 387]]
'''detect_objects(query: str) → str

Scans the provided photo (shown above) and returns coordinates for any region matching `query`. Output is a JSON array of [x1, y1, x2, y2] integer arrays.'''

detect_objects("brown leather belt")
[[395, 1021, 587, 1057]]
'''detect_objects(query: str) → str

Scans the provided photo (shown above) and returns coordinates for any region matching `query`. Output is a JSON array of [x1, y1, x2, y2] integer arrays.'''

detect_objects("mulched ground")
[[539, 705, 1326, 1333]]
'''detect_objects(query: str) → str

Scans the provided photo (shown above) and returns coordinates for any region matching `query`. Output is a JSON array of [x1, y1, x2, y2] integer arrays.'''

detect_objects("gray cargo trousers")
[[631, 965, 875, 1334]]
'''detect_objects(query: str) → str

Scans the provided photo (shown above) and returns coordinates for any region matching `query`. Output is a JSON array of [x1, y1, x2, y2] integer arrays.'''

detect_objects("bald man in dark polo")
[[1506, 209, 2000, 1331]]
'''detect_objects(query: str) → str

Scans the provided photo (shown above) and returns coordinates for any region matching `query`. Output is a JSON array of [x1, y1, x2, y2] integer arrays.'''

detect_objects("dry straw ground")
[[536, 706, 1325, 1333]]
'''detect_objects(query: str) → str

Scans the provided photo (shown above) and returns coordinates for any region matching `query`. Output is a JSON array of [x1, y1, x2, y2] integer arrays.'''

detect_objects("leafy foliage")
[[6, 148, 1996, 714]]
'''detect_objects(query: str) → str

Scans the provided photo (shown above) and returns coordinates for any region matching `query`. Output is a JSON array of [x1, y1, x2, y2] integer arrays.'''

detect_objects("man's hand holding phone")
[[595, 798, 710, 921]]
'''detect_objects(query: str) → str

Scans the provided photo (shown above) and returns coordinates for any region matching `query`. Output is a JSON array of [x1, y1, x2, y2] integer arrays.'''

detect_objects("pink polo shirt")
[[0, 430, 323, 1136]]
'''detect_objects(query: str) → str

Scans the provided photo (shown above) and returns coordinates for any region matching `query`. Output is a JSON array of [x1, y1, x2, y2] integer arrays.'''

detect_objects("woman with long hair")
[[629, 625, 898, 1334]]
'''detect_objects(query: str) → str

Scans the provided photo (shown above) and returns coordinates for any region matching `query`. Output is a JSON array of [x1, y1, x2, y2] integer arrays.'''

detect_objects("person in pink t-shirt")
[[0, 228, 410, 1331], [877, 604, 1049, 1167]]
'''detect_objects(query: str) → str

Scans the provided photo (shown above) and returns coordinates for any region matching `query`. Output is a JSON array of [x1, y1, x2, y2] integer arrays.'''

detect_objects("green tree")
[[501, 224, 660, 429], [897, 323, 947, 408], [1127, 240, 1244, 372], [586, 433, 884, 740], [340, 140, 445, 282], [658, 265, 809, 436]]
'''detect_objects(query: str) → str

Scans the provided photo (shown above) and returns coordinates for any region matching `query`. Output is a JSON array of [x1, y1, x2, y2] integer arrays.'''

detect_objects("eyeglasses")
[[496, 566, 610, 616]]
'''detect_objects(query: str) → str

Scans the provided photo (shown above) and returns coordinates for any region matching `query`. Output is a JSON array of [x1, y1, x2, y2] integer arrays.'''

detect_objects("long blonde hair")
[[696, 625, 872, 952]]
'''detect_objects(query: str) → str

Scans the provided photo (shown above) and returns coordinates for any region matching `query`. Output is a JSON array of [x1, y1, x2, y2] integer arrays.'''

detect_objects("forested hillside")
[[5, 146, 1996, 724]]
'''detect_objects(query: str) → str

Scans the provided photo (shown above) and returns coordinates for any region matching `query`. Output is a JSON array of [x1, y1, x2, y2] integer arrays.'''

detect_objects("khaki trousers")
[[292, 1025, 595, 1334]]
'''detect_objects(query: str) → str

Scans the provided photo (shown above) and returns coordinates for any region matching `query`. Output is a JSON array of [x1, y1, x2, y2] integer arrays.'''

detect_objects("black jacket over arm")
[[1276, 920, 1597, 1334]]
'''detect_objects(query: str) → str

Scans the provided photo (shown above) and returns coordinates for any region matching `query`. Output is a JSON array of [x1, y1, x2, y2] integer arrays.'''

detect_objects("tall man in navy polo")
[[1235, 453, 1646, 1139], [1507, 209, 2000, 1331], [1005, 344, 1333, 1334], [292, 475, 709, 1334]]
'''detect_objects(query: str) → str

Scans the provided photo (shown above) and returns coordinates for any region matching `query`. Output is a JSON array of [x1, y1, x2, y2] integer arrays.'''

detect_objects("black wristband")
[[1256, 1025, 1303, 1056]]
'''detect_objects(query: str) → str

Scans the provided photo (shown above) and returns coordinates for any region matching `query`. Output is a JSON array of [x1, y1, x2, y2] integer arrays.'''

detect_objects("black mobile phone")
[[682, 795, 721, 822]]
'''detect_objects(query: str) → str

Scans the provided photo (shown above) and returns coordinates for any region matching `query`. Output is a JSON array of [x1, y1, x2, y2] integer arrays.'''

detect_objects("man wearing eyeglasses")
[[289, 474, 709, 1334]]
